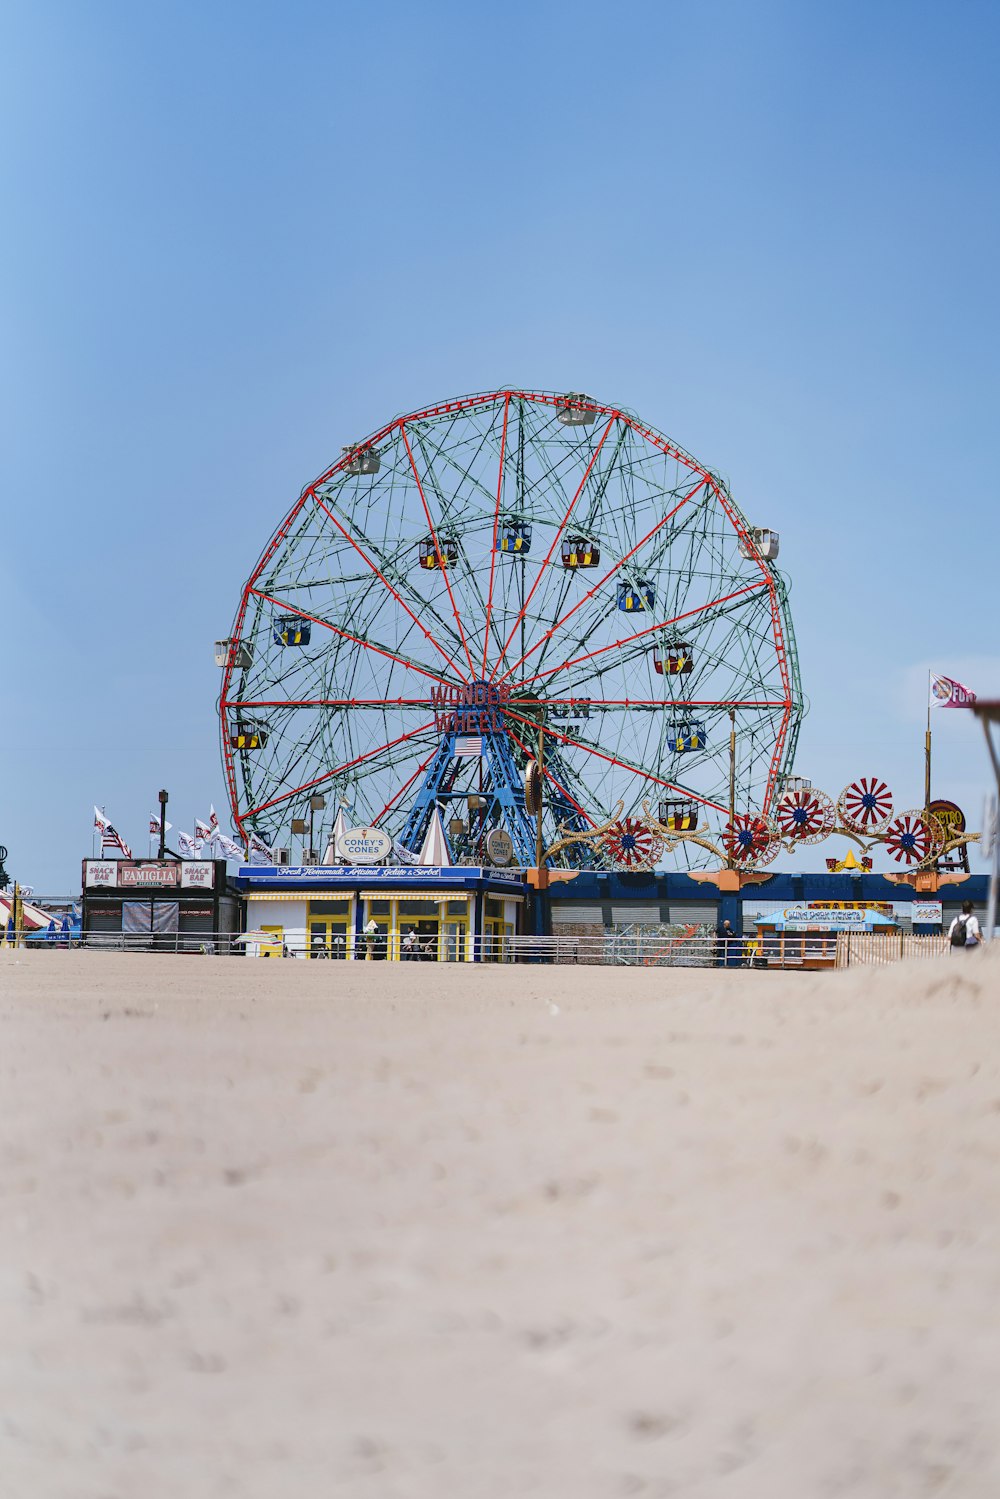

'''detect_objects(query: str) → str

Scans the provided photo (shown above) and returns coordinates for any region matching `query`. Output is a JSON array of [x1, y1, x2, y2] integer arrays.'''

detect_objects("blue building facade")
[[539, 870, 989, 938]]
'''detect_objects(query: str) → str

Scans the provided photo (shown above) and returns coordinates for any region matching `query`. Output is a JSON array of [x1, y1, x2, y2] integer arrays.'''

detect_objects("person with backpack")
[[948, 900, 982, 952]]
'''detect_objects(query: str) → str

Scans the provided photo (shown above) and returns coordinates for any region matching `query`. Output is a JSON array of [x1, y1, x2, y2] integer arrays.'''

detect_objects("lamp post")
[[158, 789, 168, 860], [309, 794, 326, 862], [290, 818, 307, 862]]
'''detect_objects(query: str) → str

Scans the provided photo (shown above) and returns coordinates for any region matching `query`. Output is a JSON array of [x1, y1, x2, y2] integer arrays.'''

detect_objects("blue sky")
[[2, 0, 998, 890]]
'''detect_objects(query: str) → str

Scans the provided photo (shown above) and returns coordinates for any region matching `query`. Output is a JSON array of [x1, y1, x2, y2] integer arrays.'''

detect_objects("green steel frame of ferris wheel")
[[220, 389, 805, 858]]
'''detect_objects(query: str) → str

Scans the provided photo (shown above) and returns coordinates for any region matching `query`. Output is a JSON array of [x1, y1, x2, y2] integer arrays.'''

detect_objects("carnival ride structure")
[[537, 775, 976, 878], [217, 389, 805, 869]]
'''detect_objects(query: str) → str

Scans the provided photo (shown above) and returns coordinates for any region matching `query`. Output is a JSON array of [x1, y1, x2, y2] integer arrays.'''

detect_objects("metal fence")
[[5, 929, 967, 967], [835, 932, 951, 967], [6, 929, 741, 965]]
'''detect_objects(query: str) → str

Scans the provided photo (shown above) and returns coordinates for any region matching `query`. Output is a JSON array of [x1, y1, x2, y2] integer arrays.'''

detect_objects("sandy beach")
[[1, 948, 999, 1497]]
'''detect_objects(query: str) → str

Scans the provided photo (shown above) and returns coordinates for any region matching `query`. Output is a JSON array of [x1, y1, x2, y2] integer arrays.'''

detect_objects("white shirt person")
[[948, 904, 981, 950]]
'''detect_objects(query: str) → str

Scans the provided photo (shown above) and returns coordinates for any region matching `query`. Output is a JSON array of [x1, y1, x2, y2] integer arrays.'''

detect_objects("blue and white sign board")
[[757, 906, 897, 931], [238, 865, 524, 886], [335, 826, 393, 864], [911, 900, 943, 925]]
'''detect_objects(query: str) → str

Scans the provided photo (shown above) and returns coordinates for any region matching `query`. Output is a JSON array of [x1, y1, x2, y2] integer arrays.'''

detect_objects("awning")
[[247, 892, 354, 903], [360, 891, 471, 902]]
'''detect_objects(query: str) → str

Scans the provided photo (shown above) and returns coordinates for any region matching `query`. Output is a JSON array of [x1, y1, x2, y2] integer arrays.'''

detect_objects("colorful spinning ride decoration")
[[599, 817, 664, 871], [776, 787, 837, 844], [837, 777, 893, 834], [722, 814, 780, 865], [883, 810, 945, 866], [219, 389, 803, 867]]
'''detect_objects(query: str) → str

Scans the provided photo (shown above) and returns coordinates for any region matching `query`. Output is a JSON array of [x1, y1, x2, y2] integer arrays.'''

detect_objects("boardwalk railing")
[[835, 932, 950, 967], [4, 929, 964, 966], [5, 929, 735, 965]]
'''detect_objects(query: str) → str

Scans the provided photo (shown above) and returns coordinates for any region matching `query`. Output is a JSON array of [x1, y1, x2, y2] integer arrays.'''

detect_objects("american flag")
[[455, 736, 483, 757], [102, 822, 132, 859]]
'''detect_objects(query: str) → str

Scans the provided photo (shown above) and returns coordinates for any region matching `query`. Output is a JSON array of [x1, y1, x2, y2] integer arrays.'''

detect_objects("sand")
[[1, 948, 999, 1498]]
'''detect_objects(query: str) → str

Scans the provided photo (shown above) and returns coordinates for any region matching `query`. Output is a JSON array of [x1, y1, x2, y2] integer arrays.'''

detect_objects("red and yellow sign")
[[928, 799, 965, 836]]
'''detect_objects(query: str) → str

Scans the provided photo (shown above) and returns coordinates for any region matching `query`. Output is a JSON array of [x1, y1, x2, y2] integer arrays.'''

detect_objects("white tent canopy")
[[323, 805, 350, 864], [417, 807, 452, 867]]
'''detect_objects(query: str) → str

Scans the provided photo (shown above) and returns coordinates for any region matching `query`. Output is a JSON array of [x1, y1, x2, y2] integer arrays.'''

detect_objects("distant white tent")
[[323, 804, 350, 864], [417, 807, 452, 867]]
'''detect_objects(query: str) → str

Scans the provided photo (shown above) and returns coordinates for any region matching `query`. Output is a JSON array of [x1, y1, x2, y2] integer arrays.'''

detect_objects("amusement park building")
[[236, 864, 526, 959], [73, 857, 988, 954], [81, 859, 240, 946], [233, 864, 989, 958]]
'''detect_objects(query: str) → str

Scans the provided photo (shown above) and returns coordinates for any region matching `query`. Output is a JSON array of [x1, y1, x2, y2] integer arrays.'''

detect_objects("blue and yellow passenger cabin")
[[667, 720, 705, 752], [418, 535, 460, 570], [561, 535, 600, 569], [618, 579, 655, 613], [230, 719, 269, 751], [274, 615, 311, 647], [498, 521, 531, 554], [652, 641, 693, 675], [658, 798, 700, 831]]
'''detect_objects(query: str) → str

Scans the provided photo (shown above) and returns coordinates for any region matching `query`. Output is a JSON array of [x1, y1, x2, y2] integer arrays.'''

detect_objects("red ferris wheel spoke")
[[515, 580, 771, 689], [504, 707, 728, 813], [762, 701, 793, 815], [538, 697, 791, 709], [481, 392, 511, 678], [401, 422, 477, 678], [492, 415, 617, 675], [250, 591, 453, 687], [761, 584, 793, 814], [245, 719, 438, 821], [495, 476, 710, 686], [370, 747, 439, 828], [504, 722, 596, 827], [311, 491, 469, 682], [226, 695, 792, 711], [226, 697, 438, 709]]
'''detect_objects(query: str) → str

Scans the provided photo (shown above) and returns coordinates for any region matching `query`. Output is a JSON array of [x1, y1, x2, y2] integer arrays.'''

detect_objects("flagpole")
[[924, 671, 932, 816]]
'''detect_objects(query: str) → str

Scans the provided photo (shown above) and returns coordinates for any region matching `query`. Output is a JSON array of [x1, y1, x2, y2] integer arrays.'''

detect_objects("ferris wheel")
[[218, 389, 803, 867]]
